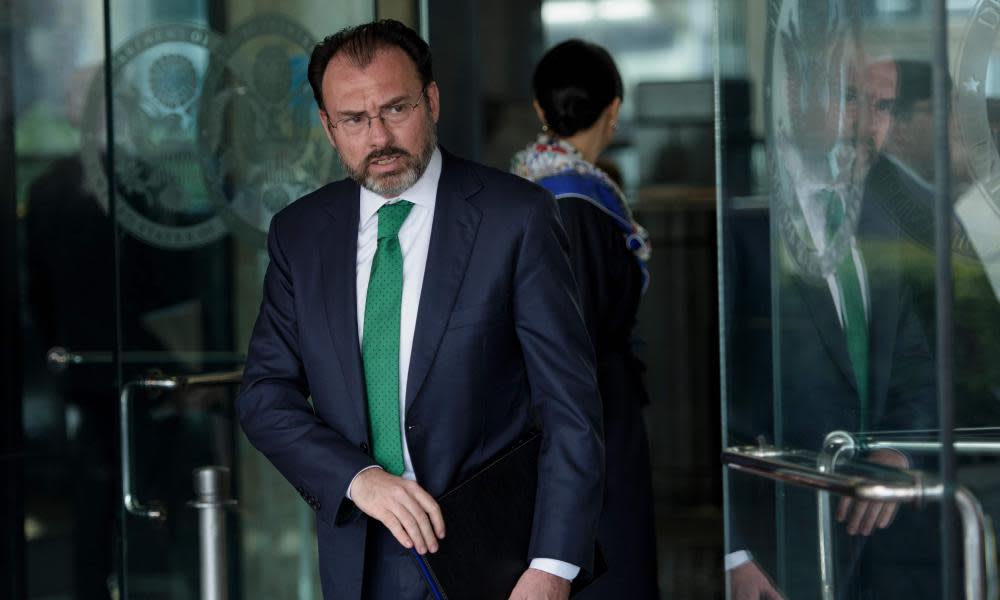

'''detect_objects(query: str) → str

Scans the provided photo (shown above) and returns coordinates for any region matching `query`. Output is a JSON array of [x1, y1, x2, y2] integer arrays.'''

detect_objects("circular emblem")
[[199, 15, 342, 247], [81, 24, 229, 249], [766, 2, 868, 281], [955, 1, 1000, 240]]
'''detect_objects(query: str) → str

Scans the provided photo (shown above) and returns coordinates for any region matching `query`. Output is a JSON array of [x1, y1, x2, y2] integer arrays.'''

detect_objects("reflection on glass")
[[717, 2, 978, 599], [12, 1, 371, 598], [721, 0, 1000, 595]]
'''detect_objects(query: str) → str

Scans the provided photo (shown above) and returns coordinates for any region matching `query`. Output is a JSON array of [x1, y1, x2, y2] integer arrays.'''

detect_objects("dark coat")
[[536, 171, 660, 599]]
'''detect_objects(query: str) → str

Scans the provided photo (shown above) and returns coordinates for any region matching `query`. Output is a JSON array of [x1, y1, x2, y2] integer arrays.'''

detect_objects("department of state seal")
[[766, 1, 868, 281], [81, 24, 229, 250], [198, 14, 342, 247], [955, 1, 1000, 230]]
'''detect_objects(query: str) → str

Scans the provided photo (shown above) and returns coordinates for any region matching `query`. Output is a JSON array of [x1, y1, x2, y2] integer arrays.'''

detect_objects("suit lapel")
[[792, 245, 901, 425], [864, 249, 901, 417], [792, 274, 858, 392], [856, 193, 908, 419], [405, 151, 483, 412], [319, 181, 369, 434]]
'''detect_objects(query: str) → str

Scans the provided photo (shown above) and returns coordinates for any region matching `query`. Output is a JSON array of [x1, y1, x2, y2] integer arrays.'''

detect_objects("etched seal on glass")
[[198, 15, 342, 247], [81, 24, 228, 249]]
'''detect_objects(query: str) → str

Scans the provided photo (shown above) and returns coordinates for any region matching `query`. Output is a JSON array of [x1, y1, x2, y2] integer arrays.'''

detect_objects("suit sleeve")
[[880, 283, 937, 432], [512, 189, 605, 573], [236, 216, 376, 526]]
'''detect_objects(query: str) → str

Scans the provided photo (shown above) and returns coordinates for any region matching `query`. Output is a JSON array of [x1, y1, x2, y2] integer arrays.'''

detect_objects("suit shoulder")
[[269, 178, 356, 235], [448, 154, 555, 216]]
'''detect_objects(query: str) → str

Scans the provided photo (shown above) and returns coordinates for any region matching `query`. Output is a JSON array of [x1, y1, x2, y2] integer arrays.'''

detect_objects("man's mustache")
[[366, 146, 412, 162]]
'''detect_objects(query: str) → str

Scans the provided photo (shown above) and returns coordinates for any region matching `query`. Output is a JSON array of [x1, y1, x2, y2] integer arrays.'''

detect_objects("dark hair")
[[893, 60, 931, 118], [307, 19, 433, 112], [533, 39, 623, 137]]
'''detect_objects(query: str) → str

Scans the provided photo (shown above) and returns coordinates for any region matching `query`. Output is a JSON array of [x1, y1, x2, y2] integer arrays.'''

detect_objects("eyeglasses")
[[327, 91, 426, 136]]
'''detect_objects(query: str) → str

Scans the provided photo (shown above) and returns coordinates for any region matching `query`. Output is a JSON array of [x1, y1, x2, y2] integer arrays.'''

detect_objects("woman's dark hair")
[[533, 39, 623, 137], [308, 19, 433, 112]]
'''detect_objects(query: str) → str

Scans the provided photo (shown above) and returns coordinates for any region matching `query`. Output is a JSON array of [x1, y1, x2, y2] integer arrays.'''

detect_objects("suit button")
[[406, 424, 420, 432], [360, 442, 369, 453]]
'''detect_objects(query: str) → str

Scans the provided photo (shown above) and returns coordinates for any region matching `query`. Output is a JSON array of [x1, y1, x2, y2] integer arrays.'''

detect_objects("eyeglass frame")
[[324, 87, 428, 135]]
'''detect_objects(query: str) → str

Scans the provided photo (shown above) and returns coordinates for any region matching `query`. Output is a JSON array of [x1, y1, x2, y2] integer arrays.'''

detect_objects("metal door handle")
[[723, 434, 998, 600], [854, 427, 1000, 455], [121, 370, 243, 521], [47, 347, 245, 372]]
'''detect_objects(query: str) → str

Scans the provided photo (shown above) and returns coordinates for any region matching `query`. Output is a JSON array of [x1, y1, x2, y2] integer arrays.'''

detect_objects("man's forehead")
[[865, 60, 897, 97], [322, 46, 421, 106]]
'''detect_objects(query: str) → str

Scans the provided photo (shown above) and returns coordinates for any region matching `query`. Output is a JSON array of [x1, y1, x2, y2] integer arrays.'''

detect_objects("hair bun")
[[532, 39, 622, 138]]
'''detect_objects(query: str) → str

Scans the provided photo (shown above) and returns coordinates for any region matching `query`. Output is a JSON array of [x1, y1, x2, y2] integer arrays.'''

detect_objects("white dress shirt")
[[345, 147, 578, 581], [800, 206, 870, 328]]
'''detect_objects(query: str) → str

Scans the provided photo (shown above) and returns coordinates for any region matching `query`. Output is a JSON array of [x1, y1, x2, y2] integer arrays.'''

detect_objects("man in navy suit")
[[236, 20, 604, 600]]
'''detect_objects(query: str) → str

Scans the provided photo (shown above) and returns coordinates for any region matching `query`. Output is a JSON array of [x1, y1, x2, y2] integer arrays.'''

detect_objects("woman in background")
[[512, 39, 658, 598]]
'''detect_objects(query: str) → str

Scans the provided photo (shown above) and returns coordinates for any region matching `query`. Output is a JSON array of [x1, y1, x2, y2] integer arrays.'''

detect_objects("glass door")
[[719, 1, 1000, 598], [9, 1, 377, 598], [104, 2, 379, 598]]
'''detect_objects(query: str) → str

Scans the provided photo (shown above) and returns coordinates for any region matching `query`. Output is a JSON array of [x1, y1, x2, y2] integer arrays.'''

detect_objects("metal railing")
[[120, 370, 244, 600], [723, 434, 999, 600], [189, 466, 237, 600], [854, 427, 1000, 456], [51, 345, 246, 599]]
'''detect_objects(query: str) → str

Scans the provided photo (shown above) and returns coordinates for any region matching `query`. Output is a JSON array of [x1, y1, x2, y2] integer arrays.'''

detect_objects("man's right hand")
[[350, 468, 446, 554], [729, 560, 785, 600]]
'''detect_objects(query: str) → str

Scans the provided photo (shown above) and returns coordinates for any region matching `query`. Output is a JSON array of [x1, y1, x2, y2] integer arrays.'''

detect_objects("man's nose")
[[368, 115, 391, 145], [851, 96, 877, 137]]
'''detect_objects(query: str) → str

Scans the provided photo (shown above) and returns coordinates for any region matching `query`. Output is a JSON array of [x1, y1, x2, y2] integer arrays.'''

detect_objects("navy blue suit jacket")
[[725, 168, 937, 597], [237, 148, 604, 599]]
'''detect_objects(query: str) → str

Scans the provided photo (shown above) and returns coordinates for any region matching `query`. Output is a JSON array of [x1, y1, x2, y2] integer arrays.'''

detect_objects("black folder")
[[411, 431, 605, 599]]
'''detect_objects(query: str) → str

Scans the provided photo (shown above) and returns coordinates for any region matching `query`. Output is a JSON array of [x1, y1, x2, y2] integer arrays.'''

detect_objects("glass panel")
[[13, 1, 116, 597], [715, 0, 1000, 598], [948, 0, 1000, 594], [102, 3, 373, 598], [427, 1, 722, 597], [10, 1, 373, 598], [428, 1, 722, 597]]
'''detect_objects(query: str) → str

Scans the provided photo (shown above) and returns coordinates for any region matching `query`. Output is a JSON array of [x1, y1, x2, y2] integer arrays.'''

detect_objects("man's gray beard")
[[339, 117, 438, 198]]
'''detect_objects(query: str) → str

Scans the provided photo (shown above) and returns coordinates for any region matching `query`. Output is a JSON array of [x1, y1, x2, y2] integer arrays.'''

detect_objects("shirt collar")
[[360, 146, 442, 225]]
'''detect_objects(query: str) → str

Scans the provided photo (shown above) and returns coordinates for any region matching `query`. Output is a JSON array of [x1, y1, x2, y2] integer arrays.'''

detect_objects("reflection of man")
[[880, 61, 935, 194], [236, 20, 603, 600], [870, 60, 1000, 422], [727, 41, 936, 598]]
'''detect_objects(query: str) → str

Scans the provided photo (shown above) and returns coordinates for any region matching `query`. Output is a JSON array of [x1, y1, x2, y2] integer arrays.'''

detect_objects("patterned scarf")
[[512, 134, 652, 289]]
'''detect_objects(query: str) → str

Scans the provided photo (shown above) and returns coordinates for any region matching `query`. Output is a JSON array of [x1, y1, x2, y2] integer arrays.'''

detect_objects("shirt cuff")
[[529, 558, 580, 581], [724, 550, 753, 571], [345, 465, 383, 501]]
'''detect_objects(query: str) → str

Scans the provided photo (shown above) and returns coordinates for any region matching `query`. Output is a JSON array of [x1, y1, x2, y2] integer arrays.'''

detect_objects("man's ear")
[[425, 81, 441, 123]]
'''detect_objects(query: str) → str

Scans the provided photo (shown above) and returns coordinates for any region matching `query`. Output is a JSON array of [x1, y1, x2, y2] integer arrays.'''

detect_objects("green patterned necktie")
[[362, 200, 414, 475], [825, 191, 870, 430]]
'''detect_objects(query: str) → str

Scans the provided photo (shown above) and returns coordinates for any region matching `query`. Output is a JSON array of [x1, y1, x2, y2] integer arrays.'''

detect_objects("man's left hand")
[[507, 568, 571, 600], [836, 448, 909, 535]]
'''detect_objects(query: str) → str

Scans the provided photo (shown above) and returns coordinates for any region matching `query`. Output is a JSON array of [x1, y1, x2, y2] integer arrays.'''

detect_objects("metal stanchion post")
[[190, 466, 237, 600]]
